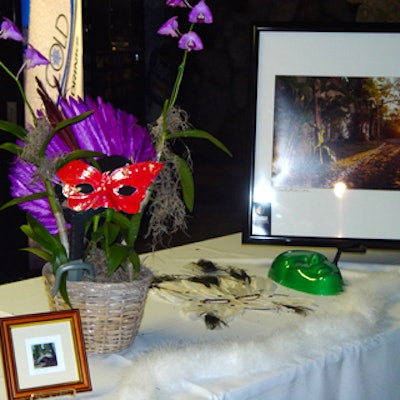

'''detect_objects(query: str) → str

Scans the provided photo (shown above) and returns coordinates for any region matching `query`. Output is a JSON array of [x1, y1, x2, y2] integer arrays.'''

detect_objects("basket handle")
[[52, 260, 95, 297]]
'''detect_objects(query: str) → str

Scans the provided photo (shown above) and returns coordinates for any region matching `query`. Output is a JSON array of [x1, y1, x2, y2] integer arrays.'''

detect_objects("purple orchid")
[[9, 96, 157, 233], [157, 1, 212, 52], [1, 18, 49, 80], [189, 1, 213, 24], [0, 17, 23, 41], [15, 44, 50, 79], [166, 0, 187, 8], [157, 16, 179, 38], [178, 31, 203, 51], [25, 44, 50, 69]]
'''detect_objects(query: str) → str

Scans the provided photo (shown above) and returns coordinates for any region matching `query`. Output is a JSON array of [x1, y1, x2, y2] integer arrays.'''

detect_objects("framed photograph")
[[243, 23, 400, 252], [0, 310, 91, 399]]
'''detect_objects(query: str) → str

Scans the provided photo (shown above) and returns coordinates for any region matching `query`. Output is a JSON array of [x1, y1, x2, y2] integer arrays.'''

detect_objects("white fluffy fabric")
[[114, 271, 400, 400]]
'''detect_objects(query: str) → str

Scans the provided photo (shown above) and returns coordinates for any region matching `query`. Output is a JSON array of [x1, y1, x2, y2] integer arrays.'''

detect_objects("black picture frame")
[[243, 22, 400, 252]]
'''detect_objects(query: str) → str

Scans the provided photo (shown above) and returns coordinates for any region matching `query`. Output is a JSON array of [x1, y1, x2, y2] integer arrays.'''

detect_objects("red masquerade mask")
[[57, 159, 163, 214]]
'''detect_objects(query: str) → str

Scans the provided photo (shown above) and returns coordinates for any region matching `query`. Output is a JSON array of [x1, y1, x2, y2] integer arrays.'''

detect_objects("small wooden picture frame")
[[0, 310, 91, 399]]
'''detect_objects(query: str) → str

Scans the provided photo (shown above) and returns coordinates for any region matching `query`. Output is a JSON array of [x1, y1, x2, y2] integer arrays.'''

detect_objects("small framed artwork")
[[0, 310, 91, 399]]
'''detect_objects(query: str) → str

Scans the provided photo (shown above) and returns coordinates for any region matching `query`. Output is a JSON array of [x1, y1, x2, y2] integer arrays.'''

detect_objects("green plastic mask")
[[268, 250, 343, 295]]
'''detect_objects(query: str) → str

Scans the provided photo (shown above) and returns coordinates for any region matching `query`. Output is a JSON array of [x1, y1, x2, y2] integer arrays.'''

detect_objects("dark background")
[[0, 0, 398, 282]]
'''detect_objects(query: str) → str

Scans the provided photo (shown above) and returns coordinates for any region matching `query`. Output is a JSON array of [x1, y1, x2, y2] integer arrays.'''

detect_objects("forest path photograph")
[[324, 140, 400, 189], [273, 75, 400, 190]]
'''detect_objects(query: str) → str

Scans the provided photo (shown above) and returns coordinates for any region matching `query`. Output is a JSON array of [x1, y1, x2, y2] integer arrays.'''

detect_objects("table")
[[1, 233, 400, 399]]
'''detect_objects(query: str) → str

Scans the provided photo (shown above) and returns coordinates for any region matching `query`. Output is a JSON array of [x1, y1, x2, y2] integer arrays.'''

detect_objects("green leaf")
[[110, 212, 131, 231], [58, 272, 72, 308], [20, 246, 52, 262], [128, 251, 141, 276], [52, 252, 69, 269], [109, 212, 137, 246], [105, 222, 120, 245], [22, 214, 67, 263], [39, 111, 93, 159], [56, 149, 106, 169], [0, 192, 47, 211], [53, 111, 93, 132], [175, 155, 194, 212], [107, 244, 129, 275], [165, 129, 233, 157], [0, 142, 23, 155], [0, 119, 28, 140], [105, 208, 114, 223], [127, 213, 141, 247], [112, 213, 142, 247], [89, 228, 105, 245], [20, 224, 56, 256]]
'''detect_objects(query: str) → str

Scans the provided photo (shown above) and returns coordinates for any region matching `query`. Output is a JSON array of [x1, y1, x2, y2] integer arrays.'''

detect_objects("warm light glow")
[[253, 181, 275, 204], [333, 182, 347, 199]]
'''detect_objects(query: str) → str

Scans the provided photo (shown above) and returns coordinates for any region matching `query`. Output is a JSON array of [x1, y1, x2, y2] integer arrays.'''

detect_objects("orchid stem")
[[104, 209, 113, 258], [156, 38, 190, 154], [169, 50, 188, 110], [0, 61, 37, 126], [44, 179, 70, 256], [168, 22, 194, 109]]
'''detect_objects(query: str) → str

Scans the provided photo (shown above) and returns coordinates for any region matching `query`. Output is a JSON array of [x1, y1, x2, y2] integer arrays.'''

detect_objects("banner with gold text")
[[22, 0, 84, 126]]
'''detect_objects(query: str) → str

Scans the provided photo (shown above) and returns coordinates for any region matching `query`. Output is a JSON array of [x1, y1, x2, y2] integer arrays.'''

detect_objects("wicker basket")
[[42, 263, 153, 354]]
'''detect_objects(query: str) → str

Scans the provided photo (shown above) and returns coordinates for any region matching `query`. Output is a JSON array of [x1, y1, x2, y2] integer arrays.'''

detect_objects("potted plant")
[[0, 0, 231, 354]]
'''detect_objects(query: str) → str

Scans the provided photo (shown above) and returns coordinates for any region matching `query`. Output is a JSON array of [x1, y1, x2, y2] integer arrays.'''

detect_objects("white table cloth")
[[1, 233, 400, 399]]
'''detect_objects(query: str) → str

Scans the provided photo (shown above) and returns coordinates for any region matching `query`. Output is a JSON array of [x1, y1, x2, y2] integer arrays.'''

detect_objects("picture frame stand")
[[29, 388, 77, 398]]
